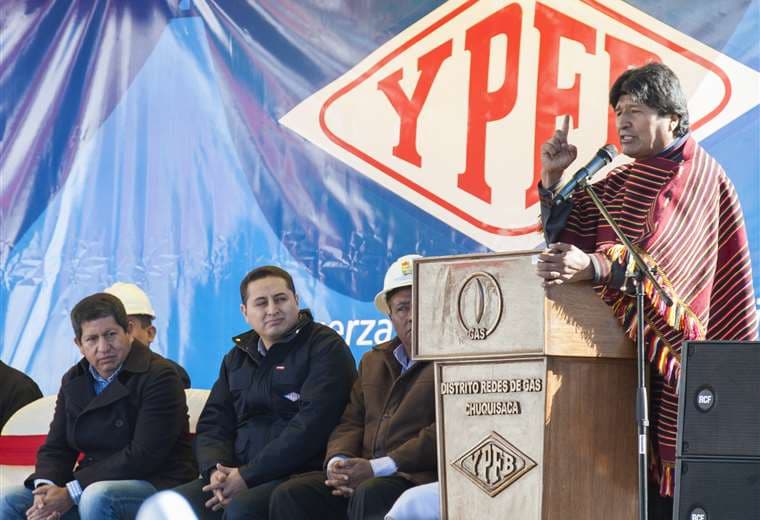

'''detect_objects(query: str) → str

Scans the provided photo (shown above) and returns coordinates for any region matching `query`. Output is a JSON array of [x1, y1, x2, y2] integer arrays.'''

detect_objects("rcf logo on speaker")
[[281, 0, 758, 250], [696, 387, 715, 412], [690, 507, 707, 520]]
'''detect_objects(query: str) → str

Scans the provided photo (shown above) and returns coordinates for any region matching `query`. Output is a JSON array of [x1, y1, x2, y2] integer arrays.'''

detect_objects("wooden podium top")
[[412, 250, 633, 361]]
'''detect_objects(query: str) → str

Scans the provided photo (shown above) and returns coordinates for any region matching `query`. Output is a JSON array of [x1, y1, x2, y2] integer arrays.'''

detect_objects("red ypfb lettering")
[[378, 39, 453, 167], [532, 2, 596, 207], [458, 2, 522, 203], [605, 35, 661, 147]]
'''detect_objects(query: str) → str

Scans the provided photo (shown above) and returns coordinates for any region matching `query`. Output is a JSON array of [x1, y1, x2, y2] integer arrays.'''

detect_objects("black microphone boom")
[[553, 144, 618, 203]]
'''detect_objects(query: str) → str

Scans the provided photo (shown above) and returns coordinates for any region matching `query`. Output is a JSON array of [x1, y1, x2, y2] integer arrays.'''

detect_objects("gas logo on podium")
[[457, 271, 503, 340]]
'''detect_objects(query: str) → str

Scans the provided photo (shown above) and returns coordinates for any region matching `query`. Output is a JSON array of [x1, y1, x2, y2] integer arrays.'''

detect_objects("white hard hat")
[[104, 282, 156, 318], [373, 254, 422, 314], [136, 490, 198, 520]]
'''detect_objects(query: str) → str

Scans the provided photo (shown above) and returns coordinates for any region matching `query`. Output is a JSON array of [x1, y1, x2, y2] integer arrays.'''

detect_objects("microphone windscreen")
[[600, 144, 618, 161]]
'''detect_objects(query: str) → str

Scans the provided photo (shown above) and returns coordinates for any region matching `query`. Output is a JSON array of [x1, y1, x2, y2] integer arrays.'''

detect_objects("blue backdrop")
[[1, 0, 757, 392]]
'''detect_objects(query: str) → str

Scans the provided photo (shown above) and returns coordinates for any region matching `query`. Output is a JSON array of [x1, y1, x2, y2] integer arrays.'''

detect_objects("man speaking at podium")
[[536, 63, 757, 518]]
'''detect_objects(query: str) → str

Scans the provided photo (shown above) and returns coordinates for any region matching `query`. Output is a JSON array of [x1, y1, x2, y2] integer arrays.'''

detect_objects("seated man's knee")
[[347, 477, 392, 517], [352, 477, 380, 497], [79, 480, 156, 519], [79, 480, 114, 514], [268, 480, 293, 508], [0, 485, 34, 519], [221, 497, 246, 519], [223, 496, 265, 520], [223, 488, 270, 520]]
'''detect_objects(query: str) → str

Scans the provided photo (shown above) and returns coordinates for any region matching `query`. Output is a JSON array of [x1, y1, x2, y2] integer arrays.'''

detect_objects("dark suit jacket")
[[25, 342, 196, 490], [0, 361, 42, 432], [165, 358, 191, 389]]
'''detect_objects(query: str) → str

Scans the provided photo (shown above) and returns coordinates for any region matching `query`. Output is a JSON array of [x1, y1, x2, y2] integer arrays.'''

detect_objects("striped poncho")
[[540, 135, 757, 496]]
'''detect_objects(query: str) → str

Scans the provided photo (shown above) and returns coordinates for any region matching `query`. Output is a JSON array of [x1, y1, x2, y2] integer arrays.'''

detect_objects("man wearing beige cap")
[[270, 254, 437, 520], [104, 282, 191, 388]]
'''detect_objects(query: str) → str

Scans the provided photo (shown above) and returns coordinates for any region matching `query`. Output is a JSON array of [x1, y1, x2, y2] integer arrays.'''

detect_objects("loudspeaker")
[[677, 341, 760, 458], [674, 341, 760, 519], [673, 459, 760, 519]]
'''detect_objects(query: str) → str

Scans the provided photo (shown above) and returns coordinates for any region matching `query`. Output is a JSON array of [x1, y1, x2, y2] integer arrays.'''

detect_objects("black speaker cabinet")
[[675, 341, 760, 520], [677, 341, 760, 458], [673, 458, 760, 519]]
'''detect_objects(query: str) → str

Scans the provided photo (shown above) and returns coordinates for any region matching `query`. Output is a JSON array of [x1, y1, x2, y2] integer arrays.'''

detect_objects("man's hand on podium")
[[537, 242, 594, 287]]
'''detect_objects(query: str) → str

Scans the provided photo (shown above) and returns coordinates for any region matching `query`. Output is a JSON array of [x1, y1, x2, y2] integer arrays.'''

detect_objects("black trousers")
[[648, 484, 674, 520], [269, 471, 415, 520], [173, 477, 284, 520]]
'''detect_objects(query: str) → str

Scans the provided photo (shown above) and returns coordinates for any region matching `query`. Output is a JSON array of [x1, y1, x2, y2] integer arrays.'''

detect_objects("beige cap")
[[373, 254, 422, 314], [104, 282, 156, 318]]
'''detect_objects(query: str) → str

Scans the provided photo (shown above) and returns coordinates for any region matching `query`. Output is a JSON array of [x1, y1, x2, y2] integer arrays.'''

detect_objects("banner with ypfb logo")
[[1, 0, 757, 392]]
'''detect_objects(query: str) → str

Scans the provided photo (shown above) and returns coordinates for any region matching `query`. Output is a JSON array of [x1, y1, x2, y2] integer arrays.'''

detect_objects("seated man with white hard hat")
[[105, 282, 191, 388], [269, 254, 438, 520]]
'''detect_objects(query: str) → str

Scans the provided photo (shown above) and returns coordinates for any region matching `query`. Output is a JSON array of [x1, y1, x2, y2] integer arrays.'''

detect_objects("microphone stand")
[[576, 180, 673, 520]]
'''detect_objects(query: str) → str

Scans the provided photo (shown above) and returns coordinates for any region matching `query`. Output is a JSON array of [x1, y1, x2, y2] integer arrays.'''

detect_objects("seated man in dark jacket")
[[270, 254, 437, 520], [174, 265, 357, 520], [0, 293, 195, 520], [0, 360, 42, 432]]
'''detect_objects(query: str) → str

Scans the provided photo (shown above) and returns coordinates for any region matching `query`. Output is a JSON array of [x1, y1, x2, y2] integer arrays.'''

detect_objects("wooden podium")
[[413, 251, 638, 519]]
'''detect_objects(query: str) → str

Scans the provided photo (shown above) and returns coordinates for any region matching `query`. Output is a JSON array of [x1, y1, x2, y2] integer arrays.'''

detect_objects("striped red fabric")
[[556, 136, 758, 496], [0, 435, 47, 465]]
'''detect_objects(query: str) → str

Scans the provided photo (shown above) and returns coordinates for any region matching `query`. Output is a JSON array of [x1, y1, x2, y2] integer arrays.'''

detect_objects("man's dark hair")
[[239, 265, 297, 304], [71, 293, 130, 341], [609, 62, 690, 137], [129, 314, 154, 329]]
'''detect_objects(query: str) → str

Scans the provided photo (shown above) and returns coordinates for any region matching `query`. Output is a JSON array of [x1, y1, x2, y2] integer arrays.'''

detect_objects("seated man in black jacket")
[[0, 293, 195, 520], [174, 265, 357, 520], [0, 361, 42, 432]]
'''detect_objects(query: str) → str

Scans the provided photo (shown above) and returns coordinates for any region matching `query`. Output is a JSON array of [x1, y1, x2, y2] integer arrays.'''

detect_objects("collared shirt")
[[658, 133, 688, 160], [89, 364, 123, 395], [393, 343, 415, 374], [257, 337, 268, 357], [255, 329, 299, 357], [35, 363, 124, 504]]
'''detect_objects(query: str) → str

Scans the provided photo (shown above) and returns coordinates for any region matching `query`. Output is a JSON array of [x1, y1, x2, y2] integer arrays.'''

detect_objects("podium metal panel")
[[413, 251, 545, 360], [436, 356, 638, 519], [437, 358, 546, 519]]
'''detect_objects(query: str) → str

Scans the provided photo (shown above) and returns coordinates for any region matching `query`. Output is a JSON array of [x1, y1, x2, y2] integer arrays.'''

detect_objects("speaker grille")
[[678, 342, 760, 458], [674, 459, 760, 519]]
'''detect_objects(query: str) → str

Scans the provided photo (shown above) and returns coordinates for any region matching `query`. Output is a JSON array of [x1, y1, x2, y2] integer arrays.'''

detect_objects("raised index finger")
[[559, 114, 570, 138]]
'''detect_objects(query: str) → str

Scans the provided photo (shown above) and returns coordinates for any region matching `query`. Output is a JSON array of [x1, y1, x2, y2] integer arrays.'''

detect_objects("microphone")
[[553, 144, 618, 203]]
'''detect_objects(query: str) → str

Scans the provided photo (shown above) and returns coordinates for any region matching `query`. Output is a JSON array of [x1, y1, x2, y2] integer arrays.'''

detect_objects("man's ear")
[[146, 325, 157, 342], [74, 336, 85, 356], [669, 115, 679, 132], [240, 303, 247, 319]]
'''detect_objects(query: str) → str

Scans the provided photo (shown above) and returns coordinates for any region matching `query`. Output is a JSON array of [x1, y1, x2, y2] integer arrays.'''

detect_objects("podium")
[[413, 251, 638, 519]]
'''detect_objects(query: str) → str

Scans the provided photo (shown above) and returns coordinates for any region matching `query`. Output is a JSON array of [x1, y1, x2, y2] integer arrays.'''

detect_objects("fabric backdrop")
[[1, 0, 757, 392]]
